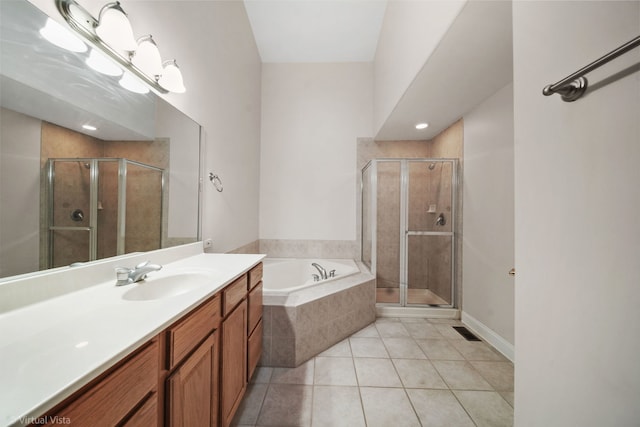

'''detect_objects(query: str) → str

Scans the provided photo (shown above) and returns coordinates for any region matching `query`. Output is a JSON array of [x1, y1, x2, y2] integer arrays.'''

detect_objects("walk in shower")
[[45, 158, 164, 268], [361, 159, 458, 307]]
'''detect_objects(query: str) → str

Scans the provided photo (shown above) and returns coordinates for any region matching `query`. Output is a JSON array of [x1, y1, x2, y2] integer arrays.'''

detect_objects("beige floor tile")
[[500, 391, 515, 407], [469, 360, 514, 391], [432, 324, 466, 339], [270, 359, 314, 385], [311, 386, 366, 427], [450, 340, 507, 361], [313, 357, 357, 386], [404, 322, 445, 339], [406, 389, 475, 427], [232, 383, 268, 426], [375, 320, 411, 338], [354, 358, 403, 387], [360, 387, 421, 427], [350, 323, 380, 338], [432, 360, 493, 390], [317, 338, 352, 357], [256, 384, 313, 426], [427, 318, 463, 325], [349, 337, 390, 358], [251, 366, 273, 384], [392, 358, 448, 389], [415, 339, 465, 360], [382, 337, 427, 359], [453, 390, 514, 427]]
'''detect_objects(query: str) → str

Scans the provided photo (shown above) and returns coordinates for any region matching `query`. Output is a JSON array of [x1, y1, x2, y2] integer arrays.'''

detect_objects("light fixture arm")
[[55, 0, 169, 94]]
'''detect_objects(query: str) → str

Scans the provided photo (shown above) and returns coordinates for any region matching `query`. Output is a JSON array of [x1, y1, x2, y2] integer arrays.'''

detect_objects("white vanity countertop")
[[0, 251, 264, 427]]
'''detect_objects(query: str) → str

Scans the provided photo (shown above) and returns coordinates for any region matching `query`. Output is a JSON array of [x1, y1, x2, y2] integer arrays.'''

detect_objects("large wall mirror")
[[0, 0, 202, 280]]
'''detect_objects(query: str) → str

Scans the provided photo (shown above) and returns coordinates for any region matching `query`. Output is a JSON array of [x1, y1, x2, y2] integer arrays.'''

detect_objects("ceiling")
[[243, 0, 387, 63], [243, 0, 513, 141]]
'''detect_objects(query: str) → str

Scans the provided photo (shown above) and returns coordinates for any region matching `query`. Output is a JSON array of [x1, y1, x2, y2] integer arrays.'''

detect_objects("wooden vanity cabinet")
[[247, 264, 263, 380], [43, 340, 159, 427], [220, 276, 248, 427], [36, 262, 264, 427], [165, 295, 221, 427]]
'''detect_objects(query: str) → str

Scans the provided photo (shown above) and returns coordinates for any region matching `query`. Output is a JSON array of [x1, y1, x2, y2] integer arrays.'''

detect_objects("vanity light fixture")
[[40, 17, 87, 53], [415, 122, 429, 130], [158, 60, 186, 93], [86, 48, 123, 76], [55, 0, 186, 94], [131, 35, 163, 77], [94, 1, 137, 51]]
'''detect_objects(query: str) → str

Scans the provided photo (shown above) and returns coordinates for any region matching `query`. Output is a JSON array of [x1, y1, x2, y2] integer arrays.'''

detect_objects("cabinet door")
[[167, 332, 219, 427], [221, 299, 247, 427]]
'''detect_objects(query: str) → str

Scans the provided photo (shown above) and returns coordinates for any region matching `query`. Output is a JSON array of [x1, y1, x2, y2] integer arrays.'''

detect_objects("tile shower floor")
[[233, 317, 514, 427]]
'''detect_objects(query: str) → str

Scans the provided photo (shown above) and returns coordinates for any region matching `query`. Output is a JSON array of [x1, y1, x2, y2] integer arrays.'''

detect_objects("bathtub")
[[262, 258, 360, 295], [260, 258, 376, 367]]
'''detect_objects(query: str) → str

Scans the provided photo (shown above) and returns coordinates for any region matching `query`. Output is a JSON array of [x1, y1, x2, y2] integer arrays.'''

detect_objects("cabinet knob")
[[508, 268, 515, 276]]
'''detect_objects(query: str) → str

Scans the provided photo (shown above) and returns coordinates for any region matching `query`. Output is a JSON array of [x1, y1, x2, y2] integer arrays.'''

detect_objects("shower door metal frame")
[[362, 158, 458, 308], [46, 158, 165, 268], [403, 159, 457, 308]]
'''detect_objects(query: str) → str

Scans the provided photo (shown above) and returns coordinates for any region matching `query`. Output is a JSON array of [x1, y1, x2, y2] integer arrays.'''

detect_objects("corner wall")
[[513, 1, 640, 424], [461, 83, 514, 358]]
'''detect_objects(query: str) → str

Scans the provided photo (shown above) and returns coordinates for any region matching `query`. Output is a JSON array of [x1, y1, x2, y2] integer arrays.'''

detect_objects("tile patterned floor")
[[233, 317, 514, 427]]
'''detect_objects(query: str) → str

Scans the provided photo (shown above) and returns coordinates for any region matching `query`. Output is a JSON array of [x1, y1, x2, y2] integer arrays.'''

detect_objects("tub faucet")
[[116, 261, 162, 286], [312, 263, 328, 280]]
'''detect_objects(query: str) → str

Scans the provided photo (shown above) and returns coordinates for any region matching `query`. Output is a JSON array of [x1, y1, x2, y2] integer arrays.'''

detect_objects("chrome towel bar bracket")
[[543, 35, 640, 102]]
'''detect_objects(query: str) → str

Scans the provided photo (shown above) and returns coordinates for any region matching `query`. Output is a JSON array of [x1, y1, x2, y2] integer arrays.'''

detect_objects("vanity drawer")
[[167, 295, 221, 370], [47, 340, 158, 426], [223, 275, 248, 316], [248, 263, 263, 290], [248, 282, 262, 335]]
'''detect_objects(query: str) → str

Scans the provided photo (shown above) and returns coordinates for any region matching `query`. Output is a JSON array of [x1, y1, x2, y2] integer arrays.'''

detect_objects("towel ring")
[[209, 173, 223, 192]]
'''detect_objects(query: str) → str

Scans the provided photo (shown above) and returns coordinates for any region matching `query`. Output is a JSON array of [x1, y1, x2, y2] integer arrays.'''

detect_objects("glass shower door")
[[405, 160, 456, 306]]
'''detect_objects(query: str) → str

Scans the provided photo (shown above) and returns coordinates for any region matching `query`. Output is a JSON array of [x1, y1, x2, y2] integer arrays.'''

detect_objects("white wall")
[[29, 0, 263, 253], [513, 1, 640, 425], [462, 84, 514, 356], [259, 62, 372, 240], [0, 108, 41, 277], [373, 0, 465, 134]]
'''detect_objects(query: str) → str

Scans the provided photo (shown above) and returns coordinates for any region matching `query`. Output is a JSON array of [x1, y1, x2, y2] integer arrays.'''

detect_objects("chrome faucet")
[[312, 262, 328, 280], [116, 261, 162, 286]]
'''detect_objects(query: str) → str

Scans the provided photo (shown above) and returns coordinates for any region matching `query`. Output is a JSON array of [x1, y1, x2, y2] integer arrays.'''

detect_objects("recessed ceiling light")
[[82, 124, 97, 131], [415, 122, 429, 130]]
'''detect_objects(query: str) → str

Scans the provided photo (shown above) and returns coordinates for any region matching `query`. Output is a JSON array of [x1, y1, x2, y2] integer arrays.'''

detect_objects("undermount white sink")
[[122, 269, 219, 301]]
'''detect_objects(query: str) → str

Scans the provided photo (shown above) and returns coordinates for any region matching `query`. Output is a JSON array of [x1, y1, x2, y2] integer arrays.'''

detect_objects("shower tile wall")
[[40, 122, 168, 267]]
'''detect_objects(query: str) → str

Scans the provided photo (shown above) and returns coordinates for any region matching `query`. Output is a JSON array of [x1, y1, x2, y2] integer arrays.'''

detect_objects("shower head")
[[428, 163, 436, 170]]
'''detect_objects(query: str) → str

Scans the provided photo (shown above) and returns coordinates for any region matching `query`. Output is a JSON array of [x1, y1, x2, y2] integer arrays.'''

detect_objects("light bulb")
[[86, 49, 123, 77], [158, 60, 186, 93], [131, 35, 163, 77], [39, 18, 87, 53], [95, 2, 137, 51], [119, 72, 149, 94]]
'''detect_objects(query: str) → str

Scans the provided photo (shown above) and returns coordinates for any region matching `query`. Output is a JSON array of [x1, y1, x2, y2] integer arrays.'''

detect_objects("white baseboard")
[[461, 311, 514, 362]]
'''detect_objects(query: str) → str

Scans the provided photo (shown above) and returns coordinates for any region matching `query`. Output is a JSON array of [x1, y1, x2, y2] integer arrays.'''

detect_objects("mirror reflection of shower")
[[45, 158, 165, 268]]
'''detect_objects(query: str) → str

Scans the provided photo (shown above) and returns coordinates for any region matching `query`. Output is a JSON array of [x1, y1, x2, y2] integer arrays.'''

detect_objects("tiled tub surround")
[[0, 242, 264, 425], [261, 260, 376, 367]]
